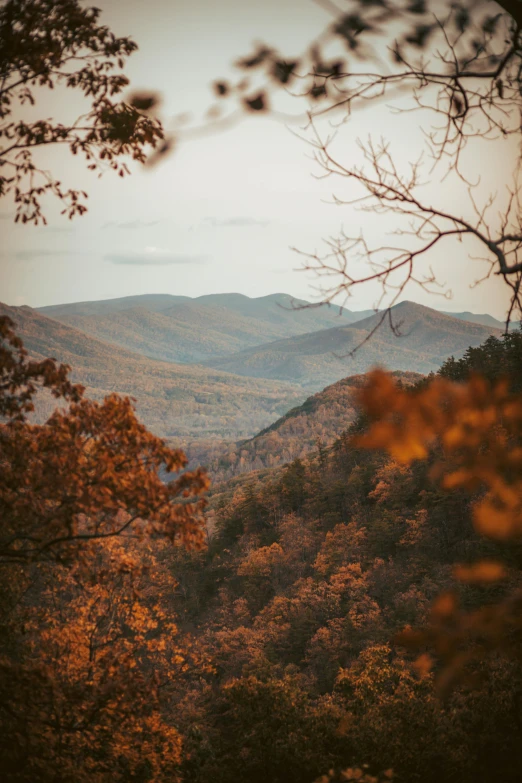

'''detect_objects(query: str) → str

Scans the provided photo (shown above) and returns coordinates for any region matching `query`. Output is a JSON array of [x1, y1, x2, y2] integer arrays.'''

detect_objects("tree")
[[0, 315, 209, 565], [1, 539, 194, 782], [0, 0, 164, 224], [355, 367, 522, 693], [211, 0, 522, 326], [0, 316, 210, 778]]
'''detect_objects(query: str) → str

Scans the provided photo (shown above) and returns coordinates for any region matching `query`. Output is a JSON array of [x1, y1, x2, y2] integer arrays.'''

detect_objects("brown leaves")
[[453, 560, 507, 584], [355, 370, 522, 541], [243, 92, 267, 112], [0, 315, 83, 421], [1, 0, 165, 225], [357, 369, 522, 694], [0, 321, 210, 564], [1, 538, 190, 781], [0, 317, 212, 778]]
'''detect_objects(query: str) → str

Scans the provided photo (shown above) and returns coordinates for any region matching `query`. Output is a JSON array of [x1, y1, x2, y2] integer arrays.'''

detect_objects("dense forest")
[[3, 325, 522, 782], [157, 331, 522, 783]]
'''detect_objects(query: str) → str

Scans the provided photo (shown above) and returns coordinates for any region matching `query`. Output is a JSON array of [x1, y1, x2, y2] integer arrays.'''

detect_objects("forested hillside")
[[38, 293, 371, 363], [162, 329, 522, 783], [181, 370, 421, 481], [205, 302, 501, 388]]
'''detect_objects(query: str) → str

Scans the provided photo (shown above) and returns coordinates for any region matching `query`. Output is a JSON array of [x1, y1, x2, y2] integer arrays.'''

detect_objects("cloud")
[[204, 216, 270, 228], [14, 250, 76, 260], [105, 247, 208, 266], [102, 219, 160, 230]]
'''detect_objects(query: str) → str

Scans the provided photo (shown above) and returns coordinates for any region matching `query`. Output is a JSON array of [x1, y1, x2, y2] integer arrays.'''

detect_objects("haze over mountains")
[[205, 301, 502, 388], [0, 303, 304, 439], [3, 292, 508, 445], [38, 293, 373, 364]]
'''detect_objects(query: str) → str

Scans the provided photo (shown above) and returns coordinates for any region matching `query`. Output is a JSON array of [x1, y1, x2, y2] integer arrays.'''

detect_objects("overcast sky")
[[0, 0, 516, 318]]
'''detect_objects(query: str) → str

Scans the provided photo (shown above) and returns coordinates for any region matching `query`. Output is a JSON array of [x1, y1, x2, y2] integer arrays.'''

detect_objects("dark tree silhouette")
[[0, 0, 164, 224]]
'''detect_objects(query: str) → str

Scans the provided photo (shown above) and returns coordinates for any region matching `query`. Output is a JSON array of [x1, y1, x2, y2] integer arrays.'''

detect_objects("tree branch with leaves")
[[0, 0, 164, 224]]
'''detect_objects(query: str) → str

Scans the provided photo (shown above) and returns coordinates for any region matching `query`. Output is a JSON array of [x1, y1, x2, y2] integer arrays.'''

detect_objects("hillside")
[[0, 303, 305, 440], [41, 301, 329, 365], [162, 331, 522, 783], [205, 301, 502, 389], [190, 292, 374, 329], [37, 293, 374, 364], [183, 370, 421, 481]]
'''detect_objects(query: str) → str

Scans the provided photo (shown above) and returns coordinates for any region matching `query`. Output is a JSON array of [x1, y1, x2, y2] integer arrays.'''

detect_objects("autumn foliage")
[[0, 314, 209, 780], [163, 331, 522, 783], [356, 368, 522, 695], [0, 314, 208, 564], [3, 305, 522, 781]]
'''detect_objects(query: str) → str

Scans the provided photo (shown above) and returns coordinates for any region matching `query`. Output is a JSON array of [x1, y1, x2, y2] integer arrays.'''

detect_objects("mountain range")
[[0, 302, 304, 440], [37, 293, 373, 364], [3, 293, 508, 443], [442, 309, 517, 330], [204, 301, 502, 388]]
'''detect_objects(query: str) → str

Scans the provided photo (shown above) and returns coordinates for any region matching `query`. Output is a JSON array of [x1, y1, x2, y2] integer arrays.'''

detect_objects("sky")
[[0, 0, 517, 318]]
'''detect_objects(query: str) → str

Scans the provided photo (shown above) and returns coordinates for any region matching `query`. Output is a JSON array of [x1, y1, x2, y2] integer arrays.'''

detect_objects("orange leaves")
[[474, 500, 519, 540], [355, 369, 522, 542], [430, 591, 457, 619], [0, 319, 210, 776], [453, 560, 507, 584], [3, 537, 195, 781], [356, 369, 522, 694], [1, 386, 210, 563], [355, 370, 443, 463]]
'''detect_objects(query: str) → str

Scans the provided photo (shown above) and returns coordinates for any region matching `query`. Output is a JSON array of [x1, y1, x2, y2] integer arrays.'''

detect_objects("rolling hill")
[[204, 301, 502, 389], [442, 310, 520, 330], [0, 303, 305, 440], [38, 293, 190, 318], [183, 370, 421, 481], [37, 293, 375, 364]]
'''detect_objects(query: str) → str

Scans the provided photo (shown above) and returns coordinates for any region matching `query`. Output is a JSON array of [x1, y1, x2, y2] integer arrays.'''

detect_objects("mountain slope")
[[36, 293, 374, 364], [44, 303, 289, 365], [190, 293, 374, 329], [186, 370, 421, 480], [45, 299, 344, 365], [204, 301, 502, 389], [442, 310, 520, 330], [1, 303, 304, 440], [38, 293, 190, 318]]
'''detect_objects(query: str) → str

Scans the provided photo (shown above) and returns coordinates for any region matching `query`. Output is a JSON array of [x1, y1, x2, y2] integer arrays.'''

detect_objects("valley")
[[5, 291, 506, 474], [0, 302, 305, 440]]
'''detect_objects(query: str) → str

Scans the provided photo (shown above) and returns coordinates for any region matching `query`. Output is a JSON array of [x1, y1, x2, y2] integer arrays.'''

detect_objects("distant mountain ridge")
[[4, 295, 509, 452], [204, 301, 502, 389], [38, 293, 190, 318], [442, 310, 519, 330], [37, 293, 374, 365], [0, 302, 305, 441]]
